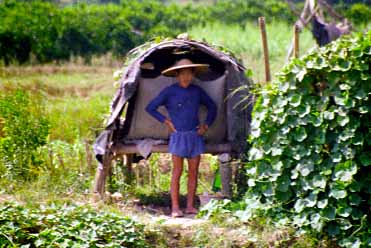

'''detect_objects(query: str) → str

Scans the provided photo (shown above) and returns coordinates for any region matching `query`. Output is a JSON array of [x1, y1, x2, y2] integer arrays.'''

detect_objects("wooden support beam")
[[294, 24, 300, 58], [258, 17, 271, 83], [93, 153, 113, 198], [112, 143, 232, 156]]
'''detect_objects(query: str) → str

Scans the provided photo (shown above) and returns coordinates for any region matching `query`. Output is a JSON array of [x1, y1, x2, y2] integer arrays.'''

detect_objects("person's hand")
[[197, 124, 208, 136], [164, 119, 176, 133]]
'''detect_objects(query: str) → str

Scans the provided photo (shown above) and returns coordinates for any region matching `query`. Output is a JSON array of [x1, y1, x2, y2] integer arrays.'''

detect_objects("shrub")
[[0, 0, 296, 64], [345, 3, 371, 24], [243, 31, 371, 246], [0, 86, 50, 181]]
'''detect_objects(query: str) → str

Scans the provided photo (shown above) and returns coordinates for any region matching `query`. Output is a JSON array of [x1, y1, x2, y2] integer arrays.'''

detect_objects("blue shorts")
[[168, 130, 205, 158]]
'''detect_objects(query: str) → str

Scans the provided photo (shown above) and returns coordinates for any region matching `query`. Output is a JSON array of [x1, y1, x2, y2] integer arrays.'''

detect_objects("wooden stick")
[[293, 24, 300, 58], [258, 17, 271, 83], [285, 1, 319, 61]]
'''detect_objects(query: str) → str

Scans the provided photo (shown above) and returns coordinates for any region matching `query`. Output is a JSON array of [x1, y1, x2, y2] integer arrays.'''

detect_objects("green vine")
[[244, 31, 371, 247]]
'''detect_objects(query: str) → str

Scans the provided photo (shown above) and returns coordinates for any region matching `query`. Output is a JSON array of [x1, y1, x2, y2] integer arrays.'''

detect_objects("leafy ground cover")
[[0, 202, 148, 247]]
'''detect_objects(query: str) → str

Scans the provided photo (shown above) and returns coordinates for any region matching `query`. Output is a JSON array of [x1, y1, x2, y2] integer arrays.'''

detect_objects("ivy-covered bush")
[[244, 32, 371, 246], [0, 202, 148, 247]]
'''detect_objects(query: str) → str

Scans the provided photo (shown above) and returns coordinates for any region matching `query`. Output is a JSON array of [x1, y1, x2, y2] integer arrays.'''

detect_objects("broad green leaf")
[[326, 222, 339, 236], [336, 115, 349, 127], [339, 238, 361, 248], [248, 179, 256, 187], [357, 106, 368, 114], [294, 199, 306, 213], [354, 89, 366, 100], [310, 213, 324, 232], [292, 213, 310, 227], [297, 162, 313, 177], [339, 84, 351, 90], [272, 96, 288, 108], [278, 81, 290, 92], [333, 59, 352, 71], [339, 128, 355, 142], [338, 219, 352, 230], [249, 147, 264, 161], [337, 206, 352, 217], [310, 113, 323, 127], [312, 175, 326, 189], [305, 193, 317, 207], [276, 175, 290, 192], [323, 110, 335, 120], [293, 127, 307, 142], [317, 199, 328, 209], [359, 152, 371, 166], [289, 94, 302, 107], [334, 95, 347, 106], [349, 193, 362, 206], [331, 153, 342, 163], [298, 105, 310, 118], [271, 146, 283, 156], [322, 207, 336, 220], [330, 188, 347, 199], [296, 69, 307, 82]]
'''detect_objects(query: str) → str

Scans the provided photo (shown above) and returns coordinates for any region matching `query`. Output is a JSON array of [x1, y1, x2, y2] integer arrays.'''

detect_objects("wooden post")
[[125, 154, 134, 186], [93, 153, 113, 198], [258, 17, 271, 83], [293, 24, 300, 58], [218, 153, 232, 198]]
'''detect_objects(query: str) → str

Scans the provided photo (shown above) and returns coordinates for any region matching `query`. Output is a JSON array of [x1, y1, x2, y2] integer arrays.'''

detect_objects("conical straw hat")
[[162, 58, 209, 77]]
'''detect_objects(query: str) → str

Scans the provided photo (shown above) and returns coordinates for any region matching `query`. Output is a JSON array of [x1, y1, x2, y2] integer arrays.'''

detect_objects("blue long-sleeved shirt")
[[145, 83, 217, 131]]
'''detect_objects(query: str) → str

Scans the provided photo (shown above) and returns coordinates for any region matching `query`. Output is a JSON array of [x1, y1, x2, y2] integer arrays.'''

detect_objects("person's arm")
[[145, 87, 169, 123], [199, 88, 217, 128]]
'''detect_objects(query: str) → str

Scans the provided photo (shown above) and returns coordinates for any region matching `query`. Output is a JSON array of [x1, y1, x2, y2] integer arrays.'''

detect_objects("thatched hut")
[[93, 38, 253, 198]]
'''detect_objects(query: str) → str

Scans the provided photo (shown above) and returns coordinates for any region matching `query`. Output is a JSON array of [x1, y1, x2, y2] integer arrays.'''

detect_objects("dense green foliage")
[[1, 0, 369, 64], [0, 86, 49, 181], [345, 3, 371, 24], [237, 32, 371, 247], [0, 202, 148, 247], [0, 0, 312, 64]]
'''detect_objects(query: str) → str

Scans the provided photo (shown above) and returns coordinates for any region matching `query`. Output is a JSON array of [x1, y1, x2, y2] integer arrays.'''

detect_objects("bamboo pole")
[[293, 24, 300, 58], [258, 17, 271, 83]]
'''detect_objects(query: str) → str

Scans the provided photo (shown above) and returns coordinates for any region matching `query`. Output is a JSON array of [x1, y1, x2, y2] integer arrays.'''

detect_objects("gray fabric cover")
[[126, 74, 227, 143]]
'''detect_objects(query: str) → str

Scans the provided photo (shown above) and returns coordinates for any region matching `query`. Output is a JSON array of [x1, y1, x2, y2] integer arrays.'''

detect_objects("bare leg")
[[185, 155, 200, 214], [171, 155, 184, 217]]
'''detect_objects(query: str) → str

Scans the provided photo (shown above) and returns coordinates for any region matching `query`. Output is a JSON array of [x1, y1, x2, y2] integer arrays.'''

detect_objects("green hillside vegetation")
[[1, 0, 370, 65]]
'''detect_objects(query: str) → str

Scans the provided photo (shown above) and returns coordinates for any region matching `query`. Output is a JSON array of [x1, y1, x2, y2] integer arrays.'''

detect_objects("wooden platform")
[[112, 143, 232, 155]]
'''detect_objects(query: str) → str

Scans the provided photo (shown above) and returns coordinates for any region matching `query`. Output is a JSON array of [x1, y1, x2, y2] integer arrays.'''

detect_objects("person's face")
[[176, 68, 194, 88]]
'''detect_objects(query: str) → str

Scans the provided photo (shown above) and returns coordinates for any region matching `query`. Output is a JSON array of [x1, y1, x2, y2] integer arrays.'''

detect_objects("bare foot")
[[185, 207, 198, 214], [171, 209, 184, 218]]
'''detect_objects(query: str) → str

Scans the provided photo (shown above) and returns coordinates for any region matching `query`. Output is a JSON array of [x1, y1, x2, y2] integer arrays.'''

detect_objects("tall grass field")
[[189, 21, 316, 82]]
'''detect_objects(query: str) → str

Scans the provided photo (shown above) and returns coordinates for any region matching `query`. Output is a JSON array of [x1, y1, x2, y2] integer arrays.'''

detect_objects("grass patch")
[[189, 21, 316, 83]]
